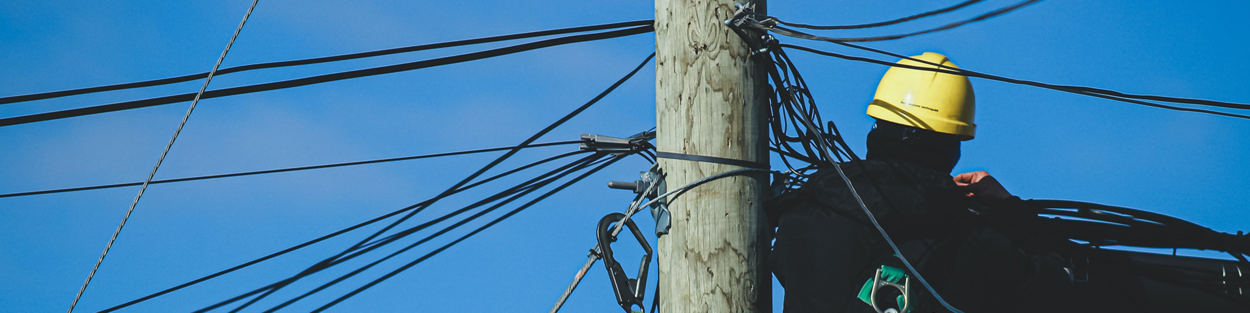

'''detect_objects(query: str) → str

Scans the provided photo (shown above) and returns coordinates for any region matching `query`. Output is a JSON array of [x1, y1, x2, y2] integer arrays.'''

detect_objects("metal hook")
[[597, 212, 654, 313]]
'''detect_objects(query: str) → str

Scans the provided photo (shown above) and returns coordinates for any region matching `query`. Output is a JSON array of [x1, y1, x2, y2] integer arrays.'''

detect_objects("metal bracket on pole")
[[724, 2, 777, 55], [608, 164, 669, 236], [581, 130, 656, 156]]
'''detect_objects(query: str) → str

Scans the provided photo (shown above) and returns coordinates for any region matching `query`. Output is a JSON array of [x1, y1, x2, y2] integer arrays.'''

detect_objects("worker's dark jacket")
[[767, 159, 1081, 313]]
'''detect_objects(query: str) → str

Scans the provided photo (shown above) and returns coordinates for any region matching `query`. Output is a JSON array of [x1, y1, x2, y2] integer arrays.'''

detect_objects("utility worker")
[[767, 52, 1077, 313]]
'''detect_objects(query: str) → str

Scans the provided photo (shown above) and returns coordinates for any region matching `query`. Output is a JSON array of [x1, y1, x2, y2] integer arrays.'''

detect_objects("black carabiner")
[[597, 212, 654, 313]]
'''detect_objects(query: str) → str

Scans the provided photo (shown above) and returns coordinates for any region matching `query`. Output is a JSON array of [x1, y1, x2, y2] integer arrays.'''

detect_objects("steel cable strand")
[[0, 20, 652, 105], [68, 2, 260, 312], [309, 155, 626, 312], [0, 140, 583, 199], [767, 0, 983, 30], [97, 150, 588, 312], [778, 43, 1250, 120], [258, 154, 614, 312], [208, 153, 607, 312], [0, 27, 654, 127]]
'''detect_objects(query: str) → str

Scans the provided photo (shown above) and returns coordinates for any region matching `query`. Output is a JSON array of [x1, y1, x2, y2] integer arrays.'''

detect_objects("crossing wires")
[[96, 53, 656, 312], [66, 1, 261, 313]]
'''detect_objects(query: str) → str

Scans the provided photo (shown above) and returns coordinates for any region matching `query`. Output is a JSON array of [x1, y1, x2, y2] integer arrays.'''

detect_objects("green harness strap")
[[857, 265, 912, 313]]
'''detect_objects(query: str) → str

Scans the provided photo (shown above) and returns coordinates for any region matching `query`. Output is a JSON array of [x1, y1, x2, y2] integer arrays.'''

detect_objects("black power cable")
[[222, 51, 652, 310], [307, 51, 654, 296], [199, 152, 608, 312], [99, 52, 655, 311], [0, 26, 654, 127], [258, 155, 617, 312], [777, 43, 1250, 120], [311, 155, 625, 312], [0, 20, 652, 105], [0, 140, 582, 199], [96, 150, 590, 312], [756, 0, 1038, 42], [795, 41, 1250, 110], [770, 0, 983, 30]]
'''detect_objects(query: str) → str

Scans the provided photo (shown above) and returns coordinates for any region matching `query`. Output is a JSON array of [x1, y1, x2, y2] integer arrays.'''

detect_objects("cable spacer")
[[580, 131, 656, 156]]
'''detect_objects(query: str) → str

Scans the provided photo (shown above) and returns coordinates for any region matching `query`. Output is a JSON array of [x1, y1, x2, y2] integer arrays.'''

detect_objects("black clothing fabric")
[[767, 159, 1082, 313], [866, 121, 962, 173]]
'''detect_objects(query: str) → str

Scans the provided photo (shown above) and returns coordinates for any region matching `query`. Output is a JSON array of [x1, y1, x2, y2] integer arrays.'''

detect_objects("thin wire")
[[799, 41, 1250, 110], [770, 0, 982, 30], [67, 1, 260, 312], [0, 26, 654, 127], [98, 150, 590, 312], [0, 20, 652, 105], [758, 0, 1039, 42], [310, 156, 624, 312], [101, 52, 654, 312], [0, 140, 582, 199], [778, 43, 1250, 119], [252, 154, 612, 313]]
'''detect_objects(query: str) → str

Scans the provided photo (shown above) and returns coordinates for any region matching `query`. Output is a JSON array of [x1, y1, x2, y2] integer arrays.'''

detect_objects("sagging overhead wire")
[[99, 52, 656, 312], [207, 51, 652, 311], [0, 20, 652, 105], [311, 155, 627, 313], [745, 0, 1039, 42], [0, 140, 583, 199], [0, 25, 654, 127], [778, 43, 1250, 120], [727, 3, 1250, 115], [264, 132, 656, 312], [199, 152, 614, 312], [814, 41, 1250, 110], [767, 0, 983, 30], [98, 149, 591, 313]]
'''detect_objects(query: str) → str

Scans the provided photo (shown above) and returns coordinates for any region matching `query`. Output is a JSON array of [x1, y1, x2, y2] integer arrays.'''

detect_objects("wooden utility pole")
[[655, 0, 770, 312]]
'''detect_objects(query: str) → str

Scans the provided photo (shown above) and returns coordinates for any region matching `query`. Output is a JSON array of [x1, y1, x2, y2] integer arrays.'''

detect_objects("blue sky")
[[1, 0, 1247, 312]]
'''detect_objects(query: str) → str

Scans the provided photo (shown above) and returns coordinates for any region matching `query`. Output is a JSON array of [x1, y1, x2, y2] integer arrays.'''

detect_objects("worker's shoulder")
[[810, 159, 956, 189]]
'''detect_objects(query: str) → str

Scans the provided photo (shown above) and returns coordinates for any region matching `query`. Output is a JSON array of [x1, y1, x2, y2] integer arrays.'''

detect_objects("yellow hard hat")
[[866, 52, 976, 140]]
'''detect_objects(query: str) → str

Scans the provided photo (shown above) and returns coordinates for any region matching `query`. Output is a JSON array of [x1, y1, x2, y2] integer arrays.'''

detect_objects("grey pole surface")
[[654, 0, 771, 311]]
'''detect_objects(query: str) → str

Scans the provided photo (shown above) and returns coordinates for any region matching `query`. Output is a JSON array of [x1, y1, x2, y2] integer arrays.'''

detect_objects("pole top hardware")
[[597, 212, 653, 313], [724, 2, 778, 57]]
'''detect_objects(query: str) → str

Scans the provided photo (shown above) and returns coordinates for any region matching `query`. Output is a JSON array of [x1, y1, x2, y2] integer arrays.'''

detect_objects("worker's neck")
[[864, 124, 961, 173]]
